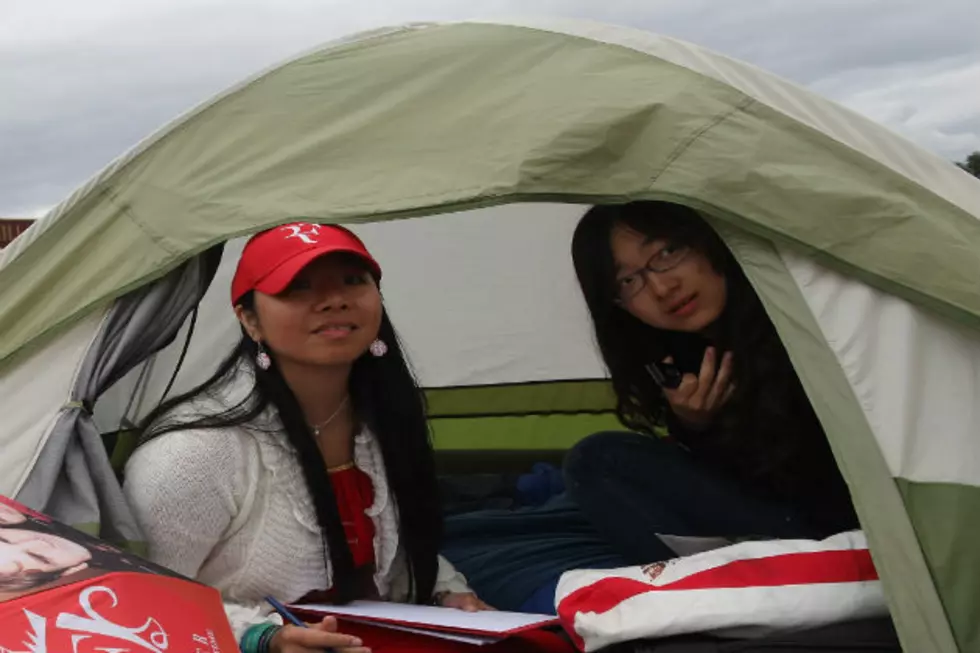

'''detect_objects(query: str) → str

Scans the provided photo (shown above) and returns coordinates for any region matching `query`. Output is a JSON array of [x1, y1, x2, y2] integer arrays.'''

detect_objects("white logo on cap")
[[281, 223, 321, 245]]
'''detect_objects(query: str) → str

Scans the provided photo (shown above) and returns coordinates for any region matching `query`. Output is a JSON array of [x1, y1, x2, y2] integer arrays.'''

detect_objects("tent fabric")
[[426, 381, 616, 418], [0, 17, 978, 653], [719, 230, 960, 652], [776, 248, 980, 649], [13, 254, 216, 542], [780, 253, 980, 486], [895, 480, 980, 648], [489, 18, 980, 220], [2, 21, 980, 371], [0, 309, 108, 499]]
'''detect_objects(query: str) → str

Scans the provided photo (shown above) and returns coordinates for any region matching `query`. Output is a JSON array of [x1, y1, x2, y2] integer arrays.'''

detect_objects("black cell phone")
[[645, 360, 683, 389]]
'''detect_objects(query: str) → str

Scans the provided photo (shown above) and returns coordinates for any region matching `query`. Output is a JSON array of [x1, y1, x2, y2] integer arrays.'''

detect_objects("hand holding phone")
[[657, 347, 735, 431], [645, 360, 684, 390]]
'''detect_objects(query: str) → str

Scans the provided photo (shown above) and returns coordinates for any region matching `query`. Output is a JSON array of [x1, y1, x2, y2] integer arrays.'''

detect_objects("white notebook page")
[[295, 600, 559, 636]]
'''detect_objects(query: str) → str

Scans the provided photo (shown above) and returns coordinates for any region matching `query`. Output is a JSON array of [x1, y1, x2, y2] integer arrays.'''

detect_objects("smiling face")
[[610, 221, 727, 333], [236, 253, 383, 369], [0, 528, 91, 580]]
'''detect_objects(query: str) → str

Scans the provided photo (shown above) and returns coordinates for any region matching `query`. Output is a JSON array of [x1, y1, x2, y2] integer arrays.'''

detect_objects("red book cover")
[[0, 495, 238, 653]]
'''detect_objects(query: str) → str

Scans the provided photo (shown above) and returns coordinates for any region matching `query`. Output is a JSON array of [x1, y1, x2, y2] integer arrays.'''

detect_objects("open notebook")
[[294, 600, 561, 646]]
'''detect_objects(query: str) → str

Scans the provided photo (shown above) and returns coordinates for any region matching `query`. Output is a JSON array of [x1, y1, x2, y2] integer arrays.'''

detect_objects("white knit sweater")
[[122, 369, 470, 639]]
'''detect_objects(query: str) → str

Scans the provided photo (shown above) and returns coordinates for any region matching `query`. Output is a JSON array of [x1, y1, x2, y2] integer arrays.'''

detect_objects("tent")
[[0, 18, 978, 652]]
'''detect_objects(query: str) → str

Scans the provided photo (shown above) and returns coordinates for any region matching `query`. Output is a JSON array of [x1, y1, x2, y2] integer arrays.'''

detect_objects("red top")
[[296, 465, 378, 605], [329, 465, 376, 568]]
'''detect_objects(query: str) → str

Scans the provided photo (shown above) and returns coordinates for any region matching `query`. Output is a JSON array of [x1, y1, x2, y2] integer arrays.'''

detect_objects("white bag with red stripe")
[[555, 531, 888, 652]]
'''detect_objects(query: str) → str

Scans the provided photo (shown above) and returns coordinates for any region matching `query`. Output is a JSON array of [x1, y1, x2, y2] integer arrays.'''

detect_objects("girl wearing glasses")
[[563, 201, 859, 566], [440, 201, 860, 617]]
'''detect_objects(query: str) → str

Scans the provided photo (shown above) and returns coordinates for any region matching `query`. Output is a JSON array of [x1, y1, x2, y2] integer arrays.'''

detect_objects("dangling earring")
[[369, 339, 388, 357], [255, 342, 272, 370]]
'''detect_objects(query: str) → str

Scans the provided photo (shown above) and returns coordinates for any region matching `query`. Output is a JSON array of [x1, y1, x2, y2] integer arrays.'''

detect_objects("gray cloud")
[[2, 0, 978, 216], [692, 1, 978, 80]]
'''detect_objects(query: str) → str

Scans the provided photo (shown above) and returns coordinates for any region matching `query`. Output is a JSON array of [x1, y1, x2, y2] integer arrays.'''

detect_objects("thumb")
[[663, 356, 674, 364], [314, 616, 339, 632]]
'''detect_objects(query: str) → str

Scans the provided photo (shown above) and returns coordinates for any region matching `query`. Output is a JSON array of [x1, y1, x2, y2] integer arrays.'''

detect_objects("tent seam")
[[649, 96, 756, 186], [104, 187, 181, 256]]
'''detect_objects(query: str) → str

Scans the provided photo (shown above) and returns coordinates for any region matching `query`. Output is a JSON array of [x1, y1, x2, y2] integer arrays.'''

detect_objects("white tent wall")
[[358, 205, 604, 386], [0, 309, 109, 498], [95, 204, 608, 431], [782, 252, 980, 486]]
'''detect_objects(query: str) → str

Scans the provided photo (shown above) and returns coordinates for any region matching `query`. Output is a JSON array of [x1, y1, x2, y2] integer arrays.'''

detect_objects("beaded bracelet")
[[240, 622, 281, 653]]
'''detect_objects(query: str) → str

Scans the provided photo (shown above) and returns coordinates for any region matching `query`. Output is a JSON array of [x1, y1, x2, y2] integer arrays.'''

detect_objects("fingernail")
[[352, 638, 363, 646]]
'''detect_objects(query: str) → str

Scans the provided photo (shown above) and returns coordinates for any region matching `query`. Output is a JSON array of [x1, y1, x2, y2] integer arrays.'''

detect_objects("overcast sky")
[[2, 0, 978, 217]]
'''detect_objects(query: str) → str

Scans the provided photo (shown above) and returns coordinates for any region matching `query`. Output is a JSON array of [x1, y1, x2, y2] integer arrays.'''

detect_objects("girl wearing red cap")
[[124, 223, 488, 653]]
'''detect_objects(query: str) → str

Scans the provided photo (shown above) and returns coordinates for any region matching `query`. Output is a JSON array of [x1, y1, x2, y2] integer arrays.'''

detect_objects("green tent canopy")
[[1, 19, 979, 652]]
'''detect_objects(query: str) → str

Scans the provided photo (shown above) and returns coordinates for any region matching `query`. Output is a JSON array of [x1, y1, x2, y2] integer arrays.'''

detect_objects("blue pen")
[[264, 595, 307, 627], [264, 596, 338, 652]]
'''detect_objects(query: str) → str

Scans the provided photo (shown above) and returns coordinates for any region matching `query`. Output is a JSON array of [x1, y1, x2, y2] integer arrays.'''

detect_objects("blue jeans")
[[441, 431, 820, 613], [441, 493, 629, 613]]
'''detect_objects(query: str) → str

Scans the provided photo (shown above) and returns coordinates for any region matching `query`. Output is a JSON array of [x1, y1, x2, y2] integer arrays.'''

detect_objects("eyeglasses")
[[613, 244, 691, 303]]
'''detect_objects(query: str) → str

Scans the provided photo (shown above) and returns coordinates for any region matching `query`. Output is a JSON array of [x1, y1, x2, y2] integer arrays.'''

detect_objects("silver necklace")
[[309, 395, 350, 438]]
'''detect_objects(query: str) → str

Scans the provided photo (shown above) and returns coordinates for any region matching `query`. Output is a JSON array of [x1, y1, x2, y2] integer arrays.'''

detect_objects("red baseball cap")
[[231, 222, 382, 305]]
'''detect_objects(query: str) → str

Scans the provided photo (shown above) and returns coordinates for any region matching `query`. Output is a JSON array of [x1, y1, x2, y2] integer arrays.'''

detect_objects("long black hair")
[[138, 290, 441, 604], [571, 201, 827, 490]]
